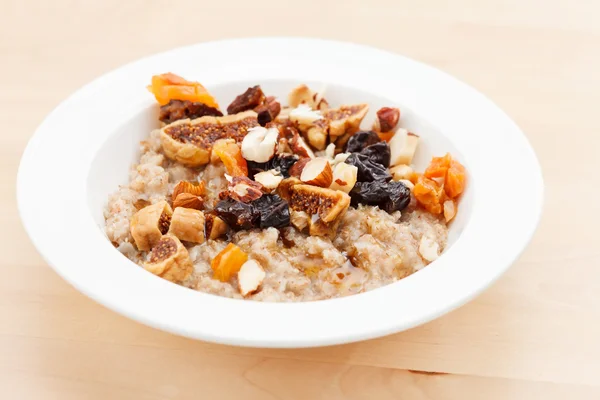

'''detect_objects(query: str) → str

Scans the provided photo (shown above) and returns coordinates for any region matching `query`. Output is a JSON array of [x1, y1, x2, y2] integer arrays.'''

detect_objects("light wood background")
[[2, 0, 599, 398]]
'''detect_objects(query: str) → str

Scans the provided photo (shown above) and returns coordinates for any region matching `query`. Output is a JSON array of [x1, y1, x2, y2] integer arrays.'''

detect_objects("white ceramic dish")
[[17, 38, 543, 348]]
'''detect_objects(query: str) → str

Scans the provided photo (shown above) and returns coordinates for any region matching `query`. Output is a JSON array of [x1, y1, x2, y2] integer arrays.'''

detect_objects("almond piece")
[[419, 235, 439, 262], [172, 180, 205, 202], [254, 169, 283, 191], [238, 260, 266, 296], [443, 199, 457, 222], [389, 129, 420, 166], [329, 162, 358, 193], [290, 210, 310, 231], [390, 164, 415, 182], [228, 176, 263, 202], [300, 158, 333, 187], [241, 126, 279, 163], [173, 193, 204, 210], [290, 134, 316, 159], [399, 179, 415, 191], [289, 104, 323, 125]]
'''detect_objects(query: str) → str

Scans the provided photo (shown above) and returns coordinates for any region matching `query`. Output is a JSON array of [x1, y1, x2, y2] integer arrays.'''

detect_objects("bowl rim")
[[17, 37, 544, 348]]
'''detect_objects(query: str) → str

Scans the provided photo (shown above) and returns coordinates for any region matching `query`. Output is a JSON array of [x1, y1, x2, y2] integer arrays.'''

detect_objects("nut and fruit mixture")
[[104, 73, 467, 301]]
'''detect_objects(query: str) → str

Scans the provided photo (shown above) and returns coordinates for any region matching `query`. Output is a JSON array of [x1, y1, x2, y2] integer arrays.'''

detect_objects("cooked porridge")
[[104, 73, 467, 301]]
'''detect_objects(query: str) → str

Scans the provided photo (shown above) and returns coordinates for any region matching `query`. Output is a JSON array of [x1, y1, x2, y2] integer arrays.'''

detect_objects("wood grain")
[[2, 0, 599, 398]]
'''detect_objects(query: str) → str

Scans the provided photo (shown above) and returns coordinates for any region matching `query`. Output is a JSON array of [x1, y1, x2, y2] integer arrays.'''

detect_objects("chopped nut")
[[289, 132, 315, 159], [172, 180, 205, 202], [398, 179, 415, 191], [228, 176, 263, 202], [390, 164, 415, 182], [389, 129, 420, 166], [290, 210, 310, 231], [254, 169, 284, 191], [130, 201, 173, 251], [205, 214, 228, 240], [288, 157, 311, 178], [168, 207, 205, 243], [173, 193, 204, 210], [255, 96, 281, 126], [329, 162, 358, 193], [227, 85, 266, 114], [300, 158, 333, 187], [419, 235, 439, 262], [324, 143, 336, 160], [289, 104, 323, 125], [443, 199, 457, 222], [373, 107, 400, 132], [288, 84, 328, 110], [211, 243, 249, 282], [144, 235, 193, 283], [160, 111, 258, 167], [332, 152, 350, 166], [241, 126, 279, 163], [238, 260, 266, 296]]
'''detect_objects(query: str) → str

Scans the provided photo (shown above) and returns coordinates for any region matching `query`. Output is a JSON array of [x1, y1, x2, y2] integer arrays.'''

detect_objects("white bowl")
[[17, 38, 543, 348]]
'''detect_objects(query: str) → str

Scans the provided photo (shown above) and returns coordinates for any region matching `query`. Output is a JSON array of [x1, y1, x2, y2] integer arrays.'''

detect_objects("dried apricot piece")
[[445, 159, 466, 198], [424, 153, 452, 178], [212, 139, 249, 177], [211, 243, 249, 282], [376, 130, 395, 142], [148, 73, 219, 109], [413, 175, 444, 214]]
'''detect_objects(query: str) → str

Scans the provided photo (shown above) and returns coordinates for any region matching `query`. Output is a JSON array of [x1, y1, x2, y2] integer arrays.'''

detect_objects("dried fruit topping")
[[288, 84, 328, 111], [148, 73, 219, 108], [324, 104, 369, 139], [374, 107, 400, 133], [390, 164, 416, 183], [144, 235, 193, 283], [288, 184, 350, 223], [160, 111, 258, 167], [424, 153, 452, 178], [227, 85, 266, 114], [389, 129, 420, 167], [277, 177, 303, 201], [444, 160, 467, 199], [329, 162, 358, 193], [212, 139, 249, 177], [241, 126, 279, 163], [359, 142, 391, 167], [247, 154, 299, 178], [443, 199, 457, 222], [288, 157, 311, 178], [130, 201, 173, 251], [300, 158, 333, 187], [211, 243, 249, 282], [159, 100, 223, 124], [413, 175, 444, 214], [214, 194, 290, 230], [345, 130, 381, 153], [238, 260, 266, 296], [376, 130, 396, 142], [173, 193, 204, 210], [205, 214, 228, 240], [349, 181, 411, 213], [253, 169, 283, 191], [168, 207, 205, 243], [345, 153, 392, 182], [255, 97, 281, 126], [172, 180, 205, 202], [228, 176, 264, 203]]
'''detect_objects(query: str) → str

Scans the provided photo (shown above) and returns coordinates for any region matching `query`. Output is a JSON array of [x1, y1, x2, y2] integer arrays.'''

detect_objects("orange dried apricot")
[[445, 159, 466, 198], [424, 153, 452, 178], [413, 175, 444, 214], [212, 140, 249, 177], [376, 130, 395, 142], [148, 73, 219, 108], [211, 243, 249, 282]]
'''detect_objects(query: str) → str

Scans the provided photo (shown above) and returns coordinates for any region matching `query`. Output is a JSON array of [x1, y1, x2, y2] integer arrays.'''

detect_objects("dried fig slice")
[[130, 201, 173, 251], [168, 207, 205, 244], [288, 184, 350, 223], [160, 111, 258, 167], [324, 104, 369, 138], [144, 235, 193, 283]]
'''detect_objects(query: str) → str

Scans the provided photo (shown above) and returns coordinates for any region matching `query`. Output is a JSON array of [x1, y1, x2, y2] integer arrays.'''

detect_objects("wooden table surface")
[[2, 0, 599, 398]]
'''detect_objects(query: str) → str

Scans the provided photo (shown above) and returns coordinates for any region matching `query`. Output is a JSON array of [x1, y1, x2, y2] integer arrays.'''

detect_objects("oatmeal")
[[104, 74, 467, 302]]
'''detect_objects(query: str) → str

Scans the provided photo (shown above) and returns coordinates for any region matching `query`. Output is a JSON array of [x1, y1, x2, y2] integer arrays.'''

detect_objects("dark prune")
[[345, 130, 381, 153], [214, 199, 260, 230], [350, 181, 411, 213], [360, 142, 391, 167], [214, 195, 290, 230], [247, 155, 299, 178], [252, 194, 291, 229], [345, 153, 392, 182]]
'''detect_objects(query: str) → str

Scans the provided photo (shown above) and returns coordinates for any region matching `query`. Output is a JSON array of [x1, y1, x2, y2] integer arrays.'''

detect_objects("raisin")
[[350, 181, 411, 212], [227, 86, 266, 114], [345, 130, 381, 153], [253, 194, 291, 229], [359, 142, 391, 167], [214, 195, 290, 230], [345, 153, 392, 182], [247, 155, 299, 178]]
